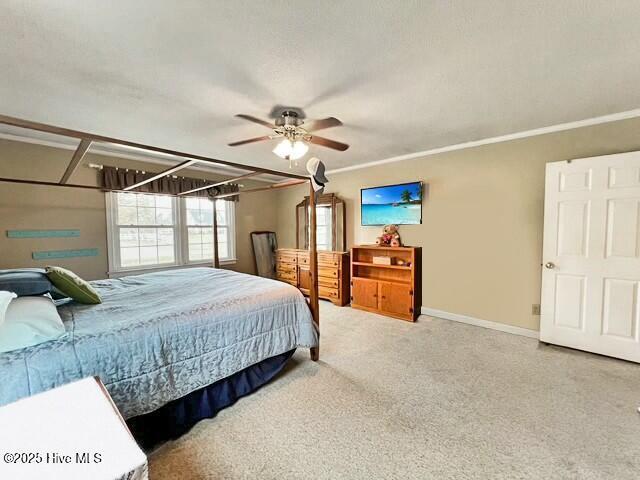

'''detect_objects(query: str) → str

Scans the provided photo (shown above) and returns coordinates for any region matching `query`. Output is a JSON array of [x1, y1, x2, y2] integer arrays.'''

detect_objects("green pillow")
[[45, 266, 101, 305]]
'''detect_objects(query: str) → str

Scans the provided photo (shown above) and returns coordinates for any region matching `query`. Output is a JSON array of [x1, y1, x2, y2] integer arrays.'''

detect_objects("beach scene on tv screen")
[[361, 182, 422, 225]]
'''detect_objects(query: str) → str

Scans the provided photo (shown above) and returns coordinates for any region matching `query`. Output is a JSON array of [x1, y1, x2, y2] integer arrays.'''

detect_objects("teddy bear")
[[376, 224, 402, 247]]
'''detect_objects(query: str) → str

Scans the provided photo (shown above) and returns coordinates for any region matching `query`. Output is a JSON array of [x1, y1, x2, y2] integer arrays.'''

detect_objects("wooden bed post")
[[212, 198, 220, 269], [309, 181, 320, 361]]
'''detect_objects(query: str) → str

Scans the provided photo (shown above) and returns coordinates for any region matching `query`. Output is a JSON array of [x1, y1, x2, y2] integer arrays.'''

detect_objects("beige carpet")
[[149, 302, 640, 479]]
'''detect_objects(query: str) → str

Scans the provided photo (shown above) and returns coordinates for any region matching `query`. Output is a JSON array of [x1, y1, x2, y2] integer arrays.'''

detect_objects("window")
[[185, 197, 214, 262], [214, 200, 234, 260], [107, 192, 235, 273], [183, 197, 235, 263], [113, 193, 177, 268]]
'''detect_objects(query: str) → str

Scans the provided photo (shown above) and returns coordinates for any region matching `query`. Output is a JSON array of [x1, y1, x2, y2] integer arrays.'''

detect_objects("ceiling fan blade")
[[305, 117, 342, 132], [235, 114, 275, 129], [309, 135, 349, 151], [227, 135, 272, 147]]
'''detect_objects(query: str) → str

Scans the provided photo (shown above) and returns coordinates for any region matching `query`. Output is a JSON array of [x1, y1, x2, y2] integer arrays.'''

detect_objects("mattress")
[[0, 267, 317, 418]]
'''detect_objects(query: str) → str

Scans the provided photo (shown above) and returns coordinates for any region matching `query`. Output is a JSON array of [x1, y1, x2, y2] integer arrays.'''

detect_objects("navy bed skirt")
[[127, 349, 295, 449]]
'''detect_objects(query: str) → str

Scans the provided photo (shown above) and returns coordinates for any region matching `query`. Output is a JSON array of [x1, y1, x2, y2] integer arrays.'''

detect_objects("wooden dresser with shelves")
[[350, 245, 422, 321], [276, 248, 350, 306]]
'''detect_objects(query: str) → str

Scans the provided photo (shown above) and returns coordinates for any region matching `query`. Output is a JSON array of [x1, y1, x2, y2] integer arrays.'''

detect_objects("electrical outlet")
[[532, 304, 541, 315]]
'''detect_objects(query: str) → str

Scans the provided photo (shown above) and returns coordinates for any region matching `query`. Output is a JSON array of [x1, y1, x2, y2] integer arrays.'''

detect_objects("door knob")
[[544, 262, 555, 269]]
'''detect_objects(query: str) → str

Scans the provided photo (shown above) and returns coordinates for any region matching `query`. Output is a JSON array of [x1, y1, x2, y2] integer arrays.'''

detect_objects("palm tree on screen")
[[401, 189, 412, 203]]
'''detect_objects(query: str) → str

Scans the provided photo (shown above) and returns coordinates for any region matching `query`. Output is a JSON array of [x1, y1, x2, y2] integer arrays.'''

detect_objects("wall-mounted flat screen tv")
[[361, 181, 423, 226]]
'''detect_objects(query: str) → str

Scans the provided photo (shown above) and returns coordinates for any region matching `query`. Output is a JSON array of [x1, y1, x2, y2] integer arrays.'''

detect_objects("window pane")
[[139, 246, 158, 265], [139, 229, 157, 246], [215, 225, 230, 260], [217, 242, 228, 259], [187, 209, 204, 225], [118, 206, 137, 225], [158, 245, 174, 264], [215, 203, 227, 225], [201, 227, 213, 244], [186, 197, 199, 210], [121, 247, 140, 267], [156, 208, 173, 225], [137, 195, 155, 207], [157, 228, 174, 246], [137, 207, 155, 225], [201, 243, 214, 260], [156, 195, 172, 208], [119, 228, 138, 247], [201, 208, 213, 225], [189, 243, 203, 262], [113, 192, 178, 271], [118, 193, 137, 206], [188, 227, 202, 243]]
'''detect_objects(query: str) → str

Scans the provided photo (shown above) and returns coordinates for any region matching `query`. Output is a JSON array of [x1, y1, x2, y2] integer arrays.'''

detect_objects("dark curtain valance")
[[101, 166, 239, 200]]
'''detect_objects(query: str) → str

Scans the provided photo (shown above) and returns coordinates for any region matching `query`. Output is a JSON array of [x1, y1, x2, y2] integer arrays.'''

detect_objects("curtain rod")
[[87, 163, 151, 174], [85, 163, 254, 188]]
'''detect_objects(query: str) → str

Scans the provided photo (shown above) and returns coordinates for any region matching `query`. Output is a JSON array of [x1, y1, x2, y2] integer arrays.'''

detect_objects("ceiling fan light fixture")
[[272, 138, 293, 158], [290, 140, 309, 160], [231, 111, 349, 155]]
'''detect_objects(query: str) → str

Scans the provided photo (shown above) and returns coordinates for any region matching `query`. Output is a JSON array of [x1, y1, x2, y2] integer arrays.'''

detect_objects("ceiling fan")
[[228, 110, 349, 167]]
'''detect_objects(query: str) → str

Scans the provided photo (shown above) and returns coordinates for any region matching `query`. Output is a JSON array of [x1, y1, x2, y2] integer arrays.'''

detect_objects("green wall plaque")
[[7, 229, 81, 238], [32, 248, 98, 260]]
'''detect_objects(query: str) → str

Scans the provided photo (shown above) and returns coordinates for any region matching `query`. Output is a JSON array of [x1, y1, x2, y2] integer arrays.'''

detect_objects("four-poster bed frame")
[[0, 113, 321, 361]]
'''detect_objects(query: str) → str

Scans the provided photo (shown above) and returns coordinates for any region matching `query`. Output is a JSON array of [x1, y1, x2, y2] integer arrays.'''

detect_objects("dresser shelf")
[[352, 261, 412, 270], [351, 275, 411, 286]]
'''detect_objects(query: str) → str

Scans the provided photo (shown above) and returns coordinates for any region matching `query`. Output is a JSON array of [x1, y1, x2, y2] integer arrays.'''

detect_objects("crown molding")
[[327, 108, 640, 175], [0, 131, 279, 183]]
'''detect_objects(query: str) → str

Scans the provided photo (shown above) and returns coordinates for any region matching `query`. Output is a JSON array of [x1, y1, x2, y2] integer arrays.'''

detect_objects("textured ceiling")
[[1, 1, 639, 176]]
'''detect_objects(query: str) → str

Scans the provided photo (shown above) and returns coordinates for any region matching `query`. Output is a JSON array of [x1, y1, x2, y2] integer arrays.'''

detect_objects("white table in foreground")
[[0, 377, 147, 480]]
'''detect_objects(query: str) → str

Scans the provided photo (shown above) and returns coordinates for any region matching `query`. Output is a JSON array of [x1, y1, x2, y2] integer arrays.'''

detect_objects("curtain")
[[102, 166, 239, 200]]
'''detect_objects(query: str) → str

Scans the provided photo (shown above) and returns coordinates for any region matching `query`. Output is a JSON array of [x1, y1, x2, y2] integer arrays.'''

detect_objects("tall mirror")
[[251, 231, 278, 278], [296, 193, 346, 251]]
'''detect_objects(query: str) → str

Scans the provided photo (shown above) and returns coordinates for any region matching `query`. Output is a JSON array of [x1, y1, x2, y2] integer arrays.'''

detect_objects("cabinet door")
[[379, 282, 412, 316], [351, 278, 378, 309], [298, 265, 311, 291]]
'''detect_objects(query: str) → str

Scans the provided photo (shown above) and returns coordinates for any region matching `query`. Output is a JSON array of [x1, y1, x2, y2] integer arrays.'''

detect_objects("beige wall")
[[0, 139, 277, 279], [276, 117, 640, 331]]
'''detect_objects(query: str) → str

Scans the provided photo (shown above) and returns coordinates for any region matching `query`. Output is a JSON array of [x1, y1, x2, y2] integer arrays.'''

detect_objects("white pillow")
[[0, 291, 17, 327], [0, 296, 66, 353]]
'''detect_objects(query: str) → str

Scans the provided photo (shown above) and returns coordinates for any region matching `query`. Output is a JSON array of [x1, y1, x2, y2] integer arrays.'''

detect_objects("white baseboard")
[[420, 307, 539, 339]]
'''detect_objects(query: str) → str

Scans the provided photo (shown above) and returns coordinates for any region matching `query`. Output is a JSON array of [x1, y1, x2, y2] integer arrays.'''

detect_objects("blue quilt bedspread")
[[0, 268, 317, 418]]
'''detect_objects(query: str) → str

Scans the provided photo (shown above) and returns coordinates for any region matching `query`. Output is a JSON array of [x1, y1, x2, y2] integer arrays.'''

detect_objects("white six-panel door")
[[540, 152, 640, 362]]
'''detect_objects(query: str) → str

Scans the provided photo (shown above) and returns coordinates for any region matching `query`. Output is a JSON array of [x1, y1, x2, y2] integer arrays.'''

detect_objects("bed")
[[0, 268, 318, 423], [0, 113, 323, 446]]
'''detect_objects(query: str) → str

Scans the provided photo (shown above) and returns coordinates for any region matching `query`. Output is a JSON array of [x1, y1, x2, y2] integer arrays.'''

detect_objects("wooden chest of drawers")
[[276, 248, 350, 306]]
